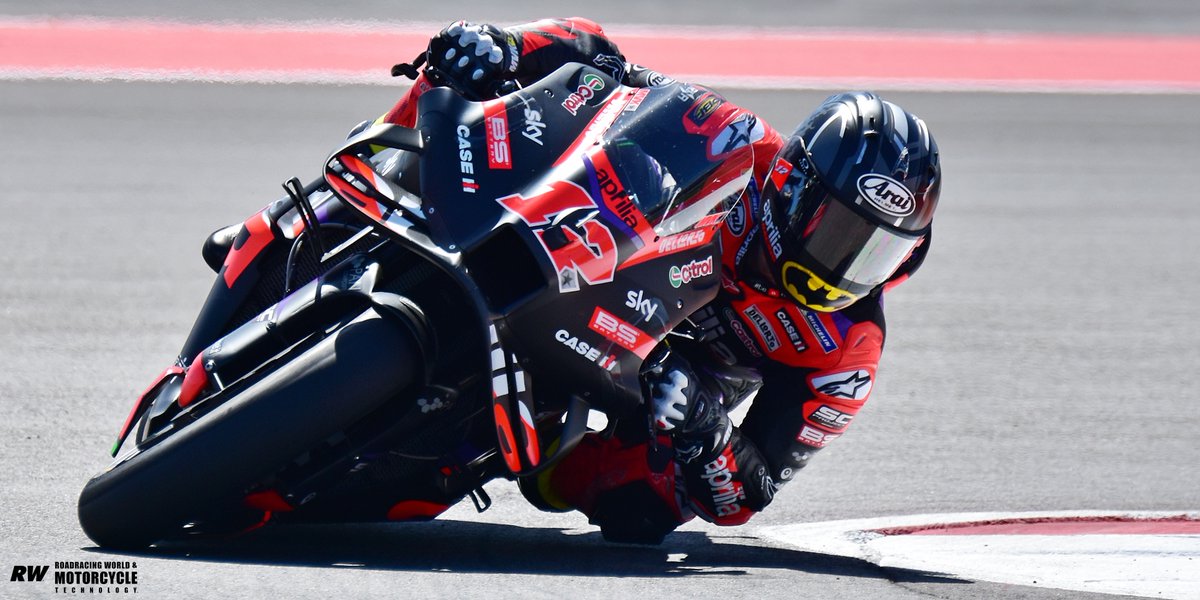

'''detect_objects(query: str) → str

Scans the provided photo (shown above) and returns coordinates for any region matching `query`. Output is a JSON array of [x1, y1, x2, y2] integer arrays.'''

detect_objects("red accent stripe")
[[243, 489, 294, 512], [877, 516, 1200, 536], [177, 352, 209, 408], [385, 499, 449, 521], [6, 18, 1199, 91], [115, 365, 184, 447], [492, 402, 522, 472], [222, 210, 275, 288]]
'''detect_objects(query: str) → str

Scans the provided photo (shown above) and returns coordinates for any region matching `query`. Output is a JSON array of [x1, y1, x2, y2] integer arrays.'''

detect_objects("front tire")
[[78, 309, 422, 550]]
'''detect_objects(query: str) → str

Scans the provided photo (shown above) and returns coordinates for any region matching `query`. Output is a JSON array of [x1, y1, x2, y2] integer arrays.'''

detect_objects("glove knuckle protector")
[[642, 349, 732, 464]]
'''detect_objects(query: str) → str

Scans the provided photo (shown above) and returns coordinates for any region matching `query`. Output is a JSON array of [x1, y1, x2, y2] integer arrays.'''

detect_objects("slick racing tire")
[[77, 309, 422, 550]]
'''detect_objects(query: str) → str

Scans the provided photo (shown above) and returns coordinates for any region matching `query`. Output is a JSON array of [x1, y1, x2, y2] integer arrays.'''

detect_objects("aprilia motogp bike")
[[78, 64, 755, 549]]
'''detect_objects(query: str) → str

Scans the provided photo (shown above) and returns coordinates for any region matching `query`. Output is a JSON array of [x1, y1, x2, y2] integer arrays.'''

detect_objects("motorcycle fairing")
[[325, 64, 753, 473]]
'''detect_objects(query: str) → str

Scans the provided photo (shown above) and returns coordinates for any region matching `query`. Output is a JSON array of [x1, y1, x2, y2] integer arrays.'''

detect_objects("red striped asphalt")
[[2, 18, 1200, 92], [876, 516, 1200, 536]]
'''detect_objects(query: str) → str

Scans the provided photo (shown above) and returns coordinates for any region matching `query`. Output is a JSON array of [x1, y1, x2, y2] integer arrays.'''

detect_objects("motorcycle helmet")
[[753, 91, 940, 312]]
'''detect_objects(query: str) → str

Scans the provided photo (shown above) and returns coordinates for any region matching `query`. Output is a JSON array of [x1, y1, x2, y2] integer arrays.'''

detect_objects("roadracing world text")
[[9, 561, 139, 594]]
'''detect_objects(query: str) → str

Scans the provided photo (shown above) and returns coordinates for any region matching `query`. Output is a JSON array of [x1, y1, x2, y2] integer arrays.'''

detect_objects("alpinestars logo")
[[810, 370, 873, 400]]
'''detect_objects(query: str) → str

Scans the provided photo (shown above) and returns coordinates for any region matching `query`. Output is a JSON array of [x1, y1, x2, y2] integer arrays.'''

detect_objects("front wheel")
[[78, 308, 423, 550]]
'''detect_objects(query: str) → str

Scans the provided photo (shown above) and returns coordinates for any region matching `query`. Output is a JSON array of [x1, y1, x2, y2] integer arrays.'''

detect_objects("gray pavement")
[[1, 3, 1199, 599]]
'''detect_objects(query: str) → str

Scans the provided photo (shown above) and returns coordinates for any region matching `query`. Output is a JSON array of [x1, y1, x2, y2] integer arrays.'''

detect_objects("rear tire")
[[78, 309, 422, 550]]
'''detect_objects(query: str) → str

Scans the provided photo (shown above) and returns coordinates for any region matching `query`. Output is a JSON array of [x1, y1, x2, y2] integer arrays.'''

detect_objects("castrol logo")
[[857, 174, 915, 217]]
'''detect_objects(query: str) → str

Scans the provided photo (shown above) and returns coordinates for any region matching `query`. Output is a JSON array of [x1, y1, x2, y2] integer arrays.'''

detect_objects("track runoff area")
[[6, 16, 1199, 599]]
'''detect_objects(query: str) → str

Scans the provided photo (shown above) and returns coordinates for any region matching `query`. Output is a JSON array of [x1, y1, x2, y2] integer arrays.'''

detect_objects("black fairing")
[[331, 64, 752, 419]]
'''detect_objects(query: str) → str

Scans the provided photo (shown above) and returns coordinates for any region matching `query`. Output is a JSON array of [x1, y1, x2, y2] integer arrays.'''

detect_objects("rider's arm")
[[679, 300, 887, 526], [377, 17, 677, 128]]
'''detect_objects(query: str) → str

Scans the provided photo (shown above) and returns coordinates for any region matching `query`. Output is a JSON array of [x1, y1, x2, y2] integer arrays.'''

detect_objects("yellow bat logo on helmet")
[[781, 261, 860, 312]]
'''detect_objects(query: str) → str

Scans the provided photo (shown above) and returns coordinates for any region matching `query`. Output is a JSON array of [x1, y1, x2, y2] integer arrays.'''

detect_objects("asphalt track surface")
[[2, 2, 1199, 599]]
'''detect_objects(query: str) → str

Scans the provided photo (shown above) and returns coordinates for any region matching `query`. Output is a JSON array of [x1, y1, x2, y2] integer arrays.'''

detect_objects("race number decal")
[[497, 180, 618, 292]]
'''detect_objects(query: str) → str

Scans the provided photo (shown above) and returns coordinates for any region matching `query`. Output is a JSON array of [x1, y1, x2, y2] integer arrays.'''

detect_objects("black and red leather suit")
[[383, 18, 900, 543]]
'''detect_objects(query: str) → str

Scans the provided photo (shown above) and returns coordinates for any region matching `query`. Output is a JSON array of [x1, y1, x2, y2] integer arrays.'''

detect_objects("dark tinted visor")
[[801, 197, 923, 288]]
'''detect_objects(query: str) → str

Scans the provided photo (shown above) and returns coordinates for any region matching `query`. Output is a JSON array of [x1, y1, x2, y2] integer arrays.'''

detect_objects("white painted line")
[[757, 511, 1200, 599]]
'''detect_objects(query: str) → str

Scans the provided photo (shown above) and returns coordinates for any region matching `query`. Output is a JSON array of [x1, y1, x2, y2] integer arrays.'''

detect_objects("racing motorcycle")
[[77, 63, 755, 549]]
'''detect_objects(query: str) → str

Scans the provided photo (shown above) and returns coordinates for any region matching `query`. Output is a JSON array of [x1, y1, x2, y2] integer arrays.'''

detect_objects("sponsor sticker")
[[625, 289, 662, 323], [742, 305, 781, 352], [658, 230, 707, 254], [723, 307, 763, 358], [802, 310, 838, 353], [482, 100, 512, 170], [592, 53, 625, 79], [773, 307, 807, 353], [770, 157, 792, 191], [555, 329, 618, 371], [686, 93, 724, 126], [810, 369, 873, 400], [725, 198, 747, 236], [797, 425, 841, 448], [624, 88, 650, 112], [587, 150, 648, 243], [709, 113, 764, 158], [760, 198, 784, 259], [456, 124, 478, 193], [562, 73, 606, 116], [808, 404, 854, 431], [703, 451, 746, 517], [518, 96, 547, 146], [588, 307, 655, 357], [857, 174, 915, 217], [669, 256, 714, 288]]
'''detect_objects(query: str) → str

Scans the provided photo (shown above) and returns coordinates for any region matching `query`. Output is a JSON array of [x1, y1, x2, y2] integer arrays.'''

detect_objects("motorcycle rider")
[[383, 18, 943, 544], [211, 17, 941, 543]]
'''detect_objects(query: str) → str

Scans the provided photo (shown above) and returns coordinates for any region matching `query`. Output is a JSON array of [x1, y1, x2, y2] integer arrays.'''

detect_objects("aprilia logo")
[[760, 198, 784, 259], [703, 453, 746, 517]]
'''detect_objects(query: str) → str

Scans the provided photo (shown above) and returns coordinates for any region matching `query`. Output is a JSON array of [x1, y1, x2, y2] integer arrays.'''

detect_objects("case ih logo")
[[857, 174, 915, 217], [455, 124, 478, 193], [482, 100, 512, 170], [669, 256, 714, 288], [562, 73, 605, 115]]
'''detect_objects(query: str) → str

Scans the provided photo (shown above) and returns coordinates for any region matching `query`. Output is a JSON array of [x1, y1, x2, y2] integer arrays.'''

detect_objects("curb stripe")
[[3, 18, 1200, 93]]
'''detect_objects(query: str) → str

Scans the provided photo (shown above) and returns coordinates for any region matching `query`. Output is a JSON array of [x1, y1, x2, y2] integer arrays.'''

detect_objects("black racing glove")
[[424, 21, 519, 100], [644, 349, 733, 465]]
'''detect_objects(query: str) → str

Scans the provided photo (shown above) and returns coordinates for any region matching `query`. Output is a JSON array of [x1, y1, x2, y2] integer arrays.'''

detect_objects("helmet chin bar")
[[780, 260, 862, 312]]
